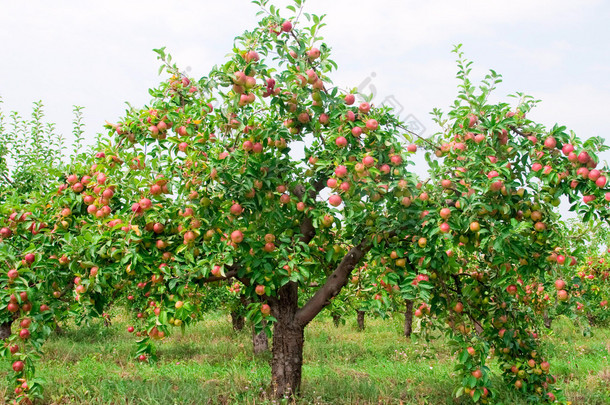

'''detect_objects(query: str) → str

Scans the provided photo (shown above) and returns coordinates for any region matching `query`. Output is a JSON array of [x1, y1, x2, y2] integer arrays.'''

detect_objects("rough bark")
[[231, 311, 245, 331], [404, 300, 414, 338], [252, 321, 269, 354], [271, 282, 304, 398], [0, 320, 12, 340], [586, 312, 596, 327], [357, 310, 365, 331], [543, 310, 552, 329], [296, 239, 370, 326], [269, 230, 372, 397]]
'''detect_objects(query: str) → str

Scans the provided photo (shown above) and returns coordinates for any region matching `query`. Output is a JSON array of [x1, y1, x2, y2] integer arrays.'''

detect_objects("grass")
[[0, 311, 608, 404]]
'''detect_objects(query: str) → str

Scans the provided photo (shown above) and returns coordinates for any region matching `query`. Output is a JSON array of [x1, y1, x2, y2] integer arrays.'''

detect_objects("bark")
[[296, 239, 370, 326], [252, 321, 269, 354], [0, 320, 12, 340], [404, 300, 414, 338], [332, 314, 341, 327], [586, 312, 596, 327], [231, 311, 245, 331], [271, 282, 304, 398], [474, 321, 483, 335], [268, 233, 372, 398], [543, 310, 552, 329], [357, 310, 365, 331]]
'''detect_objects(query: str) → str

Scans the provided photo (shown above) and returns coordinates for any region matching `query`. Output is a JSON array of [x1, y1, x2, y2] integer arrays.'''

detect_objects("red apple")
[[366, 119, 378, 131], [335, 165, 347, 177], [534, 222, 546, 232], [596, 176, 607, 188], [543, 136, 556, 149], [230, 203, 243, 216], [0, 227, 12, 238], [577, 151, 590, 164], [359, 102, 371, 114], [230, 230, 244, 244], [244, 50, 260, 62], [344, 94, 355, 105], [19, 329, 30, 339], [24, 253, 35, 264], [12, 361, 24, 372], [329, 194, 342, 207]]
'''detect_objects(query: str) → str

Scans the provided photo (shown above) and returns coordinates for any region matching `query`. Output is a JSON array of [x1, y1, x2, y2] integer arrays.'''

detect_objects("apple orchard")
[[1, 1, 609, 403]]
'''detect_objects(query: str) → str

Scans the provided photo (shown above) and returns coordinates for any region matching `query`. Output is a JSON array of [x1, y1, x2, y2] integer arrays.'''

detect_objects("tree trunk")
[[271, 282, 304, 398], [404, 299, 414, 338], [543, 310, 552, 329], [332, 314, 341, 327], [586, 312, 596, 327], [232, 311, 245, 331], [0, 320, 12, 340], [252, 321, 268, 354], [267, 239, 371, 398], [357, 310, 365, 331]]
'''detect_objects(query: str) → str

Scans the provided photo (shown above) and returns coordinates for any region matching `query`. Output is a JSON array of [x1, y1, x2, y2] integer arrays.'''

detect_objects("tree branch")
[[508, 125, 532, 138], [1, 172, 13, 186], [397, 123, 440, 151], [199, 269, 239, 284], [293, 176, 327, 245], [198, 266, 278, 305], [295, 238, 371, 327]]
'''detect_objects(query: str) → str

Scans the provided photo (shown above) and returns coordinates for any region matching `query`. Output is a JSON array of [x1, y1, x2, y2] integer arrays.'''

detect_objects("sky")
[[1, 0, 610, 177]]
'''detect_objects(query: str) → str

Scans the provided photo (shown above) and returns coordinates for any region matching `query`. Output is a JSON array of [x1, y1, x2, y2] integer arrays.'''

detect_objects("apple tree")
[[0, 102, 106, 402], [91, 2, 610, 398], [3, 1, 610, 404]]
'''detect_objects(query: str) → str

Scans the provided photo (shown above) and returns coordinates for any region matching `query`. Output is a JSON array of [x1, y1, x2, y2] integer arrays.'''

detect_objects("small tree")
[[0, 101, 88, 401]]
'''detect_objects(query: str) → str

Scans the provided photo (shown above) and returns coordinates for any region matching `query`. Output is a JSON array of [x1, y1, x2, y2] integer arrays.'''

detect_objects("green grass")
[[0, 312, 608, 404]]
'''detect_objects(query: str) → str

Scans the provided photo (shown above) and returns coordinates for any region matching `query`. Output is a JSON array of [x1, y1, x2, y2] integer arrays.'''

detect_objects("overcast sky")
[[1, 0, 609, 173]]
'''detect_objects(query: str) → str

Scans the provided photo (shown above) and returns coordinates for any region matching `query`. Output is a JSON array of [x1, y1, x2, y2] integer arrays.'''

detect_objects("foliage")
[[1, 1, 610, 403]]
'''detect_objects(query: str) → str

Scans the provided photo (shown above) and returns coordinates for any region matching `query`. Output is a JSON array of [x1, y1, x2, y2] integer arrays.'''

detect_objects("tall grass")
[[0, 311, 607, 404]]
